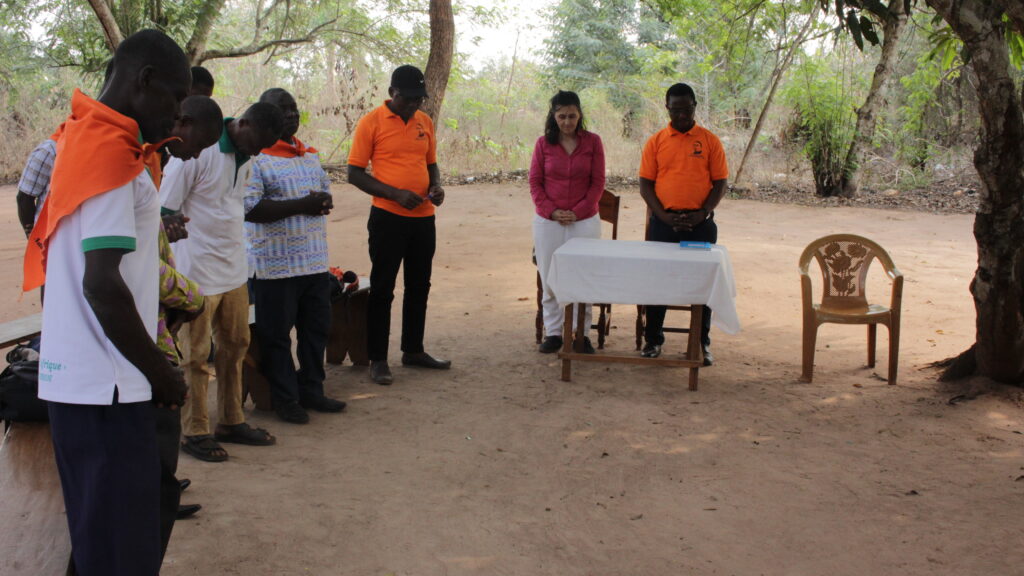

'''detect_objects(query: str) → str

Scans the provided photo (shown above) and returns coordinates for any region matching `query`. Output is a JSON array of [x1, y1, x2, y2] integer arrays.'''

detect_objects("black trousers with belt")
[[252, 272, 332, 406], [644, 213, 718, 348], [366, 207, 436, 361]]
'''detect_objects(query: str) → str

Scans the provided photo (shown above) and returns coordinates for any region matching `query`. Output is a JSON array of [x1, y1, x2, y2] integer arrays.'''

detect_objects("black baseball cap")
[[391, 65, 428, 98]]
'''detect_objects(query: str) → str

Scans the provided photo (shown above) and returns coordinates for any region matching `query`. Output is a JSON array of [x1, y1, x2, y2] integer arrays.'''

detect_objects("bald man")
[[29, 29, 191, 576]]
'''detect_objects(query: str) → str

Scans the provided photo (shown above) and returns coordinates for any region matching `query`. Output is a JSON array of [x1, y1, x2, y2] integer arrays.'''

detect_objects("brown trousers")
[[180, 283, 249, 437]]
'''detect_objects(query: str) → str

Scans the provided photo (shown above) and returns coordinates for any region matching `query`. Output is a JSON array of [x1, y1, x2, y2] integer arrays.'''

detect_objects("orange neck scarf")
[[23, 89, 162, 292], [48, 122, 65, 142], [261, 136, 317, 158]]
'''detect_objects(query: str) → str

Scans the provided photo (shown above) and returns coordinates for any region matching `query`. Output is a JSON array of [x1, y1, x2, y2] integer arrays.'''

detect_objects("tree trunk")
[[87, 0, 124, 52], [733, 16, 814, 186], [927, 0, 1024, 384], [838, 0, 907, 197], [421, 0, 454, 122]]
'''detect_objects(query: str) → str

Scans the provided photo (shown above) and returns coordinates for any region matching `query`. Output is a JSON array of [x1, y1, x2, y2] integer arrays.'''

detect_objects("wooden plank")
[[560, 304, 703, 388], [557, 350, 701, 368], [0, 422, 72, 576], [0, 313, 42, 349]]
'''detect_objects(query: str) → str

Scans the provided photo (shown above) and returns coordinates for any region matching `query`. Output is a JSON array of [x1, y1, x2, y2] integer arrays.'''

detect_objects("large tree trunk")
[[421, 0, 454, 122], [838, 0, 907, 197], [927, 0, 1024, 384]]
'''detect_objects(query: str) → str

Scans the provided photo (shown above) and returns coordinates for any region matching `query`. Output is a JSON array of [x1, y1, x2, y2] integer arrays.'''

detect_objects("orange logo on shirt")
[[692, 140, 703, 157], [416, 122, 426, 140]]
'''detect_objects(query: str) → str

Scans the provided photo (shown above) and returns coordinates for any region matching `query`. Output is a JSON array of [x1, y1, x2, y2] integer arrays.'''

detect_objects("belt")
[[665, 209, 714, 222]]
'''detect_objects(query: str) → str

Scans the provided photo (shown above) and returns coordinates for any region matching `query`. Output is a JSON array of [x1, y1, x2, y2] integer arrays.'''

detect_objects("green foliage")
[[10, 0, 424, 72], [898, 16, 960, 168], [543, 0, 675, 137], [654, 0, 825, 127], [781, 56, 860, 196], [1005, 16, 1024, 70], [819, 0, 908, 50]]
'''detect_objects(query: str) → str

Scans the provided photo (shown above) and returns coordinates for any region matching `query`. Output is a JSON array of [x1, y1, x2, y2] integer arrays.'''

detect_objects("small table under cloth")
[[546, 237, 740, 390]]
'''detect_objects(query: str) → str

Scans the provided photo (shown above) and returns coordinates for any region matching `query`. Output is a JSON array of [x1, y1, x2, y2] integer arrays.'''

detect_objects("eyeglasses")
[[399, 93, 428, 102]]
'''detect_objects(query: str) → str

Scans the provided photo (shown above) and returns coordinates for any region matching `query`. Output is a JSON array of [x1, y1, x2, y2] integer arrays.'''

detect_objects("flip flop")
[[214, 422, 276, 446], [181, 435, 228, 462]]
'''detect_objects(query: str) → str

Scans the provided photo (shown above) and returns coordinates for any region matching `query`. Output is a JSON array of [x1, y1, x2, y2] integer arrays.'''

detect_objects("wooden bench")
[[0, 422, 72, 576], [326, 279, 370, 367], [0, 314, 71, 575], [0, 313, 41, 350]]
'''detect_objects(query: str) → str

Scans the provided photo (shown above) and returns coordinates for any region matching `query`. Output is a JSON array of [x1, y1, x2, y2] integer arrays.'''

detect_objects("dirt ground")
[[1, 182, 1022, 576]]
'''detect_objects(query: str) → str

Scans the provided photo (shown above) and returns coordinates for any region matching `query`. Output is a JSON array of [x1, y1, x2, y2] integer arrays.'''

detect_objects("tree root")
[[934, 345, 977, 381]]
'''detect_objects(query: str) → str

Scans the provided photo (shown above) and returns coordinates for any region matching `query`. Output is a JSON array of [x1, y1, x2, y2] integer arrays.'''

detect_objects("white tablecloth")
[[546, 238, 741, 334]]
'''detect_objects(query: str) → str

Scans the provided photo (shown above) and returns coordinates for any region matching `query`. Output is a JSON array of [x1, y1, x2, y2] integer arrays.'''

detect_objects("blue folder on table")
[[679, 241, 712, 250]]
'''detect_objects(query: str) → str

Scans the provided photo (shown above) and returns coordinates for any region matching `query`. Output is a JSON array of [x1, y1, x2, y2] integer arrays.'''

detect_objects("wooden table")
[[546, 238, 740, 390]]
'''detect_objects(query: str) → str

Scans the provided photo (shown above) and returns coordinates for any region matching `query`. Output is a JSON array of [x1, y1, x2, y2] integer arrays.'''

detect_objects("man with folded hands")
[[638, 82, 729, 365], [245, 88, 346, 424]]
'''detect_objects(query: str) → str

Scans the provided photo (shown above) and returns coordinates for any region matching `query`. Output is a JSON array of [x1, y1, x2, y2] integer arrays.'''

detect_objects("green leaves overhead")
[[824, 0, 907, 50], [543, 0, 675, 135], [10, 0, 431, 72]]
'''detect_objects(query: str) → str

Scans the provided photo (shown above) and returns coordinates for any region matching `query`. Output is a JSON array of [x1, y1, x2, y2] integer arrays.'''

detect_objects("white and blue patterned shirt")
[[244, 149, 331, 279]]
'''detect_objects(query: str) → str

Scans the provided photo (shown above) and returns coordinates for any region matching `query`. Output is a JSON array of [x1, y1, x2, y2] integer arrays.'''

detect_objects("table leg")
[[687, 305, 704, 391], [561, 304, 573, 381], [575, 304, 586, 353]]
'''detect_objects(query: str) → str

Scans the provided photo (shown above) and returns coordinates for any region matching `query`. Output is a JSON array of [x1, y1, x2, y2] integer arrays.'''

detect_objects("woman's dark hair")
[[544, 91, 586, 144]]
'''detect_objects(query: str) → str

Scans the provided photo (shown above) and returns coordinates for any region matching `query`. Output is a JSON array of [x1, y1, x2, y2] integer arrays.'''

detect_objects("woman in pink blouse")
[[529, 91, 606, 354]]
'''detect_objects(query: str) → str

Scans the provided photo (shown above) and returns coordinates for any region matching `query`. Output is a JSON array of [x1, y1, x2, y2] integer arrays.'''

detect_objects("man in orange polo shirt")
[[638, 82, 729, 364], [347, 65, 451, 385]]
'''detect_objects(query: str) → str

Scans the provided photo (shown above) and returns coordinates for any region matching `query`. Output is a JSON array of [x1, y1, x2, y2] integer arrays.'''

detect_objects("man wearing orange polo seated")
[[638, 82, 729, 364]]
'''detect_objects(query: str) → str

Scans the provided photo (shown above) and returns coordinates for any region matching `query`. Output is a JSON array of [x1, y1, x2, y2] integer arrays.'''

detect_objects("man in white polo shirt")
[[161, 103, 283, 462], [25, 30, 190, 576]]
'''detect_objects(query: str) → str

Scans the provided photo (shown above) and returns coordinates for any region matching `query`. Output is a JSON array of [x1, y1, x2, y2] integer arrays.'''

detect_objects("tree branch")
[[198, 18, 339, 62], [86, 0, 123, 52]]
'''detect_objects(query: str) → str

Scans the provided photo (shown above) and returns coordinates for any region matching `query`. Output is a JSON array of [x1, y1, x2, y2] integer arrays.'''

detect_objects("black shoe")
[[702, 345, 714, 367], [370, 361, 394, 385], [275, 401, 310, 424], [301, 395, 347, 413], [179, 478, 191, 493], [176, 503, 201, 519], [582, 337, 596, 355], [641, 343, 662, 358], [401, 352, 452, 369], [539, 336, 562, 354]]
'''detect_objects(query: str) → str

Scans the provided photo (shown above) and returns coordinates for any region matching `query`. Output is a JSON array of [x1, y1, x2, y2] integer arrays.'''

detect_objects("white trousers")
[[533, 213, 602, 337]]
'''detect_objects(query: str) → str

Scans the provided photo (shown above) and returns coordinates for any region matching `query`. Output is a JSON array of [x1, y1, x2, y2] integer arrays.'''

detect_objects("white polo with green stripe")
[[159, 120, 252, 296], [37, 171, 161, 405]]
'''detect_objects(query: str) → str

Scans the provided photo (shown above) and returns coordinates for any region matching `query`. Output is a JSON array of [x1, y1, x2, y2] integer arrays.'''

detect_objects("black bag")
[[0, 346, 48, 422]]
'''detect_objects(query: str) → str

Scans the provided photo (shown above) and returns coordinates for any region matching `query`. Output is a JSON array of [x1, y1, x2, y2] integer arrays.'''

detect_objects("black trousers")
[[155, 405, 181, 561], [644, 214, 718, 348], [252, 272, 332, 406], [367, 207, 436, 361], [49, 398, 161, 576]]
